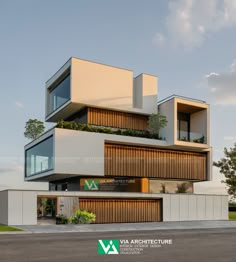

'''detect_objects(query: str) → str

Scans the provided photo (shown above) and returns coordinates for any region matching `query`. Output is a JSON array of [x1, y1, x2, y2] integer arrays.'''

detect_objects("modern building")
[[17, 57, 227, 224]]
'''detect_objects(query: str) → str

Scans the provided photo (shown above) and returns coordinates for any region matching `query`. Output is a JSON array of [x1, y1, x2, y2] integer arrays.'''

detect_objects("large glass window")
[[49, 74, 70, 114], [177, 112, 190, 141], [25, 136, 54, 177]]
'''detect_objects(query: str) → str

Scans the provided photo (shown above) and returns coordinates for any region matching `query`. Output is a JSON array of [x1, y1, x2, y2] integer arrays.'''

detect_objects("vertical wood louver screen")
[[105, 143, 207, 181], [88, 107, 148, 130], [79, 198, 161, 223]]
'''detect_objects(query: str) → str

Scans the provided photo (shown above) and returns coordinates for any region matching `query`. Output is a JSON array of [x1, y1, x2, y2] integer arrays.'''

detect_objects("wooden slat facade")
[[88, 107, 149, 130], [79, 198, 161, 223], [105, 143, 207, 181]]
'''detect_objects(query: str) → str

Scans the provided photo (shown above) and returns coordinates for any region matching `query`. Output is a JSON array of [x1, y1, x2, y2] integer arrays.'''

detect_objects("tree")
[[213, 144, 236, 200], [24, 119, 45, 140], [148, 113, 168, 135]]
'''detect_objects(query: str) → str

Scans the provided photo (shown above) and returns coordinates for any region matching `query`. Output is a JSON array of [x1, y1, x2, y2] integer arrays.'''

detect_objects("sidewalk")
[[7, 220, 236, 234]]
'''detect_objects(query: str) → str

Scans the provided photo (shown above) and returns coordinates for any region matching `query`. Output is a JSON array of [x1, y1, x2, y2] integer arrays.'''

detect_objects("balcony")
[[177, 102, 208, 145], [177, 131, 205, 144], [158, 95, 209, 147]]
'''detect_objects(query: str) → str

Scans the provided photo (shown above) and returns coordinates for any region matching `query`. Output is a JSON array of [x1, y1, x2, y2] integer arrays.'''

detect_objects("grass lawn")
[[0, 224, 22, 232], [229, 212, 236, 220]]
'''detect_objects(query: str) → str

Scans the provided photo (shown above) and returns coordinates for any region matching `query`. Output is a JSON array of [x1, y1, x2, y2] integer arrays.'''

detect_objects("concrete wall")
[[133, 74, 143, 109], [57, 197, 79, 217], [1, 190, 227, 225], [162, 193, 228, 221], [8, 191, 37, 225], [0, 191, 37, 226], [190, 109, 208, 143], [0, 191, 8, 225], [37, 191, 228, 222]]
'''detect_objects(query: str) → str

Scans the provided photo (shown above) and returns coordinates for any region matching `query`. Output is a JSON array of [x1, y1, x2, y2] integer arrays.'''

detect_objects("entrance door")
[[37, 197, 57, 224]]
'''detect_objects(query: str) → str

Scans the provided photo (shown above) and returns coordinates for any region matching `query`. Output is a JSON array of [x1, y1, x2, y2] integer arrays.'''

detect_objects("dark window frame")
[[25, 135, 54, 178], [48, 72, 71, 116]]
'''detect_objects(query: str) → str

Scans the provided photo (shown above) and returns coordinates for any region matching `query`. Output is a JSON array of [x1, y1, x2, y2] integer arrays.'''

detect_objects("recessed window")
[[48, 74, 70, 114], [25, 136, 54, 177], [177, 112, 190, 141]]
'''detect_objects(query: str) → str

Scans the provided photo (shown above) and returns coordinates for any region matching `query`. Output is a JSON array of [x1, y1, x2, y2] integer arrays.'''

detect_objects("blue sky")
[[0, 0, 236, 191]]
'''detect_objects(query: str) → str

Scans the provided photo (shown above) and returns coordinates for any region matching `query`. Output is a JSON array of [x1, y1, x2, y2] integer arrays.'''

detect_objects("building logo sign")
[[98, 239, 173, 255], [84, 180, 99, 190], [98, 240, 119, 254]]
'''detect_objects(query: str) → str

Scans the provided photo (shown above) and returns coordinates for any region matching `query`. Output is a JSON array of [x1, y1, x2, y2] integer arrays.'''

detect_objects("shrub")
[[56, 120, 165, 140], [192, 136, 205, 144], [56, 214, 69, 224], [176, 183, 189, 193], [69, 209, 96, 224]]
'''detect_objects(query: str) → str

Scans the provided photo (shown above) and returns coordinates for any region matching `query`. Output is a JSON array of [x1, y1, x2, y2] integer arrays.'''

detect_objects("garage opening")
[[79, 198, 162, 223]]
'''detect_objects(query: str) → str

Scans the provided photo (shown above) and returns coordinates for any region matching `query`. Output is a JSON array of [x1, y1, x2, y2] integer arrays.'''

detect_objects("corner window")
[[48, 74, 70, 114], [25, 136, 54, 177]]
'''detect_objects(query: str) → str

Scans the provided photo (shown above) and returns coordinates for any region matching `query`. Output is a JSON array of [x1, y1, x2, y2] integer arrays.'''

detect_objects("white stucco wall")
[[7, 191, 37, 225]]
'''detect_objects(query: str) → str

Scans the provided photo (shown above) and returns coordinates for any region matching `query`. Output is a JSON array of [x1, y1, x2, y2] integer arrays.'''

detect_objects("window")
[[177, 112, 190, 141], [48, 74, 70, 114], [25, 136, 54, 177]]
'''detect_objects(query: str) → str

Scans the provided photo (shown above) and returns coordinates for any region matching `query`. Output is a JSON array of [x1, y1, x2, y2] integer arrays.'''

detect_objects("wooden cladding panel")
[[88, 107, 148, 131], [79, 198, 161, 223], [105, 144, 207, 181]]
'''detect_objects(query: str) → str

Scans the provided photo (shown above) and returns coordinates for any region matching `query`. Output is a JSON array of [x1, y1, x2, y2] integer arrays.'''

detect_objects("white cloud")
[[152, 33, 166, 47], [205, 72, 219, 78], [154, 0, 236, 49], [15, 101, 24, 108], [206, 59, 236, 105]]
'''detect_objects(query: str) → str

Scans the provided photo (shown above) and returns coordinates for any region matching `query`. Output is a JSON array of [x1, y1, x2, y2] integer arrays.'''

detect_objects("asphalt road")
[[0, 228, 236, 262]]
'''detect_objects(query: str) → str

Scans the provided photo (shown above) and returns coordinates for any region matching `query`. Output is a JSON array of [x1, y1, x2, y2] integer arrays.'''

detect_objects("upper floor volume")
[[24, 57, 211, 184], [45, 57, 210, 148], [46, 57, 158, 122]]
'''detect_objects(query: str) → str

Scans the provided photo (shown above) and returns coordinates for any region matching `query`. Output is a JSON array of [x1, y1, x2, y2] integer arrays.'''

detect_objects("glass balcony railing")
[[177, 131, 206, 144]]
